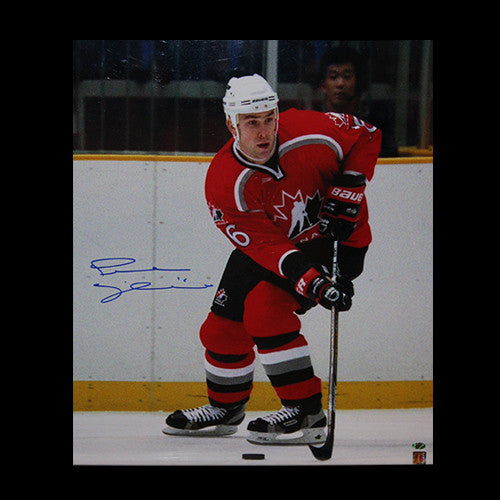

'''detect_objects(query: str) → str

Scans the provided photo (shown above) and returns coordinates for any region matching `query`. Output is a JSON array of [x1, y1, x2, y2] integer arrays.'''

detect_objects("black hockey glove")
[[294, 265, 354, 311], [318, 174, 366, 242]]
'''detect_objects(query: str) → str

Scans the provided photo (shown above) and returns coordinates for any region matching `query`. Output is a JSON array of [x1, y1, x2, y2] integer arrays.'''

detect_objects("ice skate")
[[246, 406, 326, 445], [162, 403, 245, 436]]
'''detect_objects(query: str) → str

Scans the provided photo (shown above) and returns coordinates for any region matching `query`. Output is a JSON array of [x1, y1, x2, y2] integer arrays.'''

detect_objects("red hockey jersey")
[[205, 108, 381, 279]]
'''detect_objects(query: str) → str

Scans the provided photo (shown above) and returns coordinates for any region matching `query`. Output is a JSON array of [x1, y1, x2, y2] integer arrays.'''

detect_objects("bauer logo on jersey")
[[273, 189, 323, 240]]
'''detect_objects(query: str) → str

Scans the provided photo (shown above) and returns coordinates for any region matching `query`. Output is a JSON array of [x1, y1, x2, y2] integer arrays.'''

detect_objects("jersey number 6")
[[225, 224, 250, 247]]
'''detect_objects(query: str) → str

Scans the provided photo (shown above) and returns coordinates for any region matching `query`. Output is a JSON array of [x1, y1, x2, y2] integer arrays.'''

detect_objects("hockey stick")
[[309, 239, 339, 461]]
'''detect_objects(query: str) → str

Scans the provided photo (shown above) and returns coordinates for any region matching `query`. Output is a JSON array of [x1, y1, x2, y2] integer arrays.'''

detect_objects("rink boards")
[[73, 155, 433, 410]]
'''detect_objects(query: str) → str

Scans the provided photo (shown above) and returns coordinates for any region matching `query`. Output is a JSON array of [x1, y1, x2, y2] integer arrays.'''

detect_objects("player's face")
[[228, 110, 277, 164], [321, 63, 357, 112]]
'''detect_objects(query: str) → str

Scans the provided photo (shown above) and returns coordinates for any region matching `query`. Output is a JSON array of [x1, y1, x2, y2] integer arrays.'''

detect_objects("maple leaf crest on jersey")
[[273, 189, 323, 239]]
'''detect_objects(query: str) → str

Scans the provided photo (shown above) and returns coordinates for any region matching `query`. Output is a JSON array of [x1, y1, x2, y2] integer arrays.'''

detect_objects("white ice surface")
[[73, 409, 432, 466]]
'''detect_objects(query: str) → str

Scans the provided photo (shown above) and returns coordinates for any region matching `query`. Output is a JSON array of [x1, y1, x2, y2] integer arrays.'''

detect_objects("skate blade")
[[162, 424, 239, 437], [246, 428, 326, 446]]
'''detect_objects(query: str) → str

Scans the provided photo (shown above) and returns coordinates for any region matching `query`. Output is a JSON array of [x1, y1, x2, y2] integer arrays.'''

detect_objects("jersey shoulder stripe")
[[278, 134, 344, 162], [234, 168, 254, 212]]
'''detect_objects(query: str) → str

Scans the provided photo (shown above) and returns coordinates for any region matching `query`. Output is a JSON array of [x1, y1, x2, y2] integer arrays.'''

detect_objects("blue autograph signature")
[[90, 258, 213, 304]]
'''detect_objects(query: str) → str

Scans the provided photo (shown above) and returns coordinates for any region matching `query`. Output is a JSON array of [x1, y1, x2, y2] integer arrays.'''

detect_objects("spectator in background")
[[318, 47, 398, 157]]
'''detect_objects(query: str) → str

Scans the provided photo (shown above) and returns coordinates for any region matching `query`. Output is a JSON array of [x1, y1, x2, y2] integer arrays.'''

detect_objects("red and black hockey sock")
[[200, 312, 255, 408], [253, 331, 322, 410], [243, 281, 323, 410], [204, 349, 255, 408]]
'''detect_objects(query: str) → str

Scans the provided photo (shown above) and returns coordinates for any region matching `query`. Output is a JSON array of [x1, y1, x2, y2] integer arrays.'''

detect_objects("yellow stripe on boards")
[[73, 380, 432, 411]]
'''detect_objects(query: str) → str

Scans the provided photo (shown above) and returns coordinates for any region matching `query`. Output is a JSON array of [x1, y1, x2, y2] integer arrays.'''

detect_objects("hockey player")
[[163, 74, 381, 444]]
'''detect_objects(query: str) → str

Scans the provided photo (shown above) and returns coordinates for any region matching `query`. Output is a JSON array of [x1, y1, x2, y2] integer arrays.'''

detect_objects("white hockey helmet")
[[223, 73, 279, 128]]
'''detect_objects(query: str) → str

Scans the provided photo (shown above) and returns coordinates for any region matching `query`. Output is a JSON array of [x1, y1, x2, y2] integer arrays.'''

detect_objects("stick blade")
[[308, 431, 333, 461]]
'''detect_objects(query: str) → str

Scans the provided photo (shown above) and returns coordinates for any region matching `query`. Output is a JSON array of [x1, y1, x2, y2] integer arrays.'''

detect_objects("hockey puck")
[[242, 453, 265, 460]]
